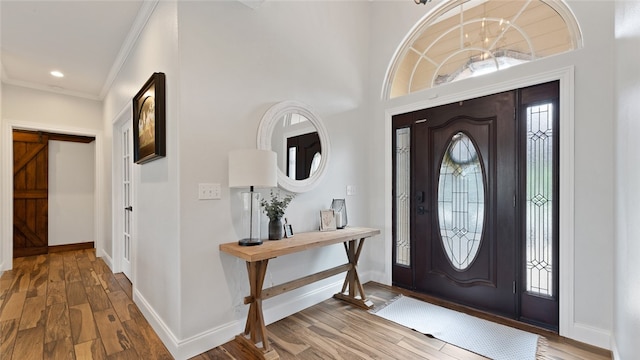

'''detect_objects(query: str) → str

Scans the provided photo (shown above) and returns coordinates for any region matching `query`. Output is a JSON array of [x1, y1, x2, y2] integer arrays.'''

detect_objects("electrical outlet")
[[198, 183, 221, 200]]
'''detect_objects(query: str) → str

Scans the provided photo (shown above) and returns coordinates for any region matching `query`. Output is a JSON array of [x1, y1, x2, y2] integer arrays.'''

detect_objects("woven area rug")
[[371, 295, 546, 360]]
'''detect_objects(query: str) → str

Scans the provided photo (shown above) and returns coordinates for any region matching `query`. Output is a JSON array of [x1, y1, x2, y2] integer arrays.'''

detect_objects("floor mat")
[[371, 295, 543, 360]]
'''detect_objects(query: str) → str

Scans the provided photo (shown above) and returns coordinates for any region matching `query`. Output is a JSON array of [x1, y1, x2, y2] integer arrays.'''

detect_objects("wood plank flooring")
[[196, 283, 612, 360], [0, 250, 172, 360], [2, 251, 612, 360]]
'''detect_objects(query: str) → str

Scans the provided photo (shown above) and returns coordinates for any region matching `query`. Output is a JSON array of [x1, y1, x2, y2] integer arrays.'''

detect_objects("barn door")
[[13, 130, 49, 257]]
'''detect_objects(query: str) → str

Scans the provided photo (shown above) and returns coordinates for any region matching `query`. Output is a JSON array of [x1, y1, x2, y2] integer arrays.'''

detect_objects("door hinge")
[[513, 281, 517, 294], [513, 107, 516, 121], [513, 194, 516, 207]]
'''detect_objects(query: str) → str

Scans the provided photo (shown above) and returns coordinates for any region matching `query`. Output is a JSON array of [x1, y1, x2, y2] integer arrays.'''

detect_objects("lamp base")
[[238, 238, 263, 246]]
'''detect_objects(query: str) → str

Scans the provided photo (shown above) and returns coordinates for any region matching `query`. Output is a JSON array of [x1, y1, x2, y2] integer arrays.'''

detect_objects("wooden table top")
[[219, 226, 380, 262]]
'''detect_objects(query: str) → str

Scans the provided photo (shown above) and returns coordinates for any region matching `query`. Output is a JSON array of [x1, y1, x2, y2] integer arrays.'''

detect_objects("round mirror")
[[257, 101, 330, 193]]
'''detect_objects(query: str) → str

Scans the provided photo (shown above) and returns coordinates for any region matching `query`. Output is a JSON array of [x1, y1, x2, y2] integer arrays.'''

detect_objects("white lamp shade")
[[228, 149, 277, 188]]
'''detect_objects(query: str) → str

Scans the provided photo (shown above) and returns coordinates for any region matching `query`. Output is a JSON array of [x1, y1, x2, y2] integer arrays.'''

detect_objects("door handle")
[[125, 206, 133, 212], [417, 206, 427, 215]]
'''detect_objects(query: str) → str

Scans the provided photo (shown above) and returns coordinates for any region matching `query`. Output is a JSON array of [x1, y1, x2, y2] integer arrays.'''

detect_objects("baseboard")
[[569, 322, 612, 350], [610, 336, 621, 360], [366, 269, 389, 285], [263, 277, 346, 326], [134, 276, 349, 360], [98, 250, 114, 272], [48, 241, 94, 253], [133, 288, 183, 358]]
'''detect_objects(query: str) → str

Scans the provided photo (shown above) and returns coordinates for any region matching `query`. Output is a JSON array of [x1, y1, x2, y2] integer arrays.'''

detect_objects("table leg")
[[333, 238, 373, 309], [236, 259, 280, 360]]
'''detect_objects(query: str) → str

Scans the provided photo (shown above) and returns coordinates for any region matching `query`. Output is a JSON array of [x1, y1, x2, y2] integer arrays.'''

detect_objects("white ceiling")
[[1, 0, 152, 101]]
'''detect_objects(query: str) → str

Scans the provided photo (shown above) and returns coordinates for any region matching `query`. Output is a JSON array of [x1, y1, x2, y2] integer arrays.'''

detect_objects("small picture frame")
[[284, 224, 294, 238], [319, 209, 336, 232], [133, 72, 166, 164]]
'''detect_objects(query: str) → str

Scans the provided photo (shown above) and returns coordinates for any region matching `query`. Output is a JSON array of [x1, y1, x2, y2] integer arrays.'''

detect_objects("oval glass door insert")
[[437, 132, 485, 270]]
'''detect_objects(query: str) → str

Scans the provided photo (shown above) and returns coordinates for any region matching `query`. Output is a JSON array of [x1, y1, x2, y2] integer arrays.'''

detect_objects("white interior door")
[[120, 121, 133, 280]]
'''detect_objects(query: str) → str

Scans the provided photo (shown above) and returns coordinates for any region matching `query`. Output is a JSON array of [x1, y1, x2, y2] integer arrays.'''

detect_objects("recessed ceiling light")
[[50, 70, 64, 78]]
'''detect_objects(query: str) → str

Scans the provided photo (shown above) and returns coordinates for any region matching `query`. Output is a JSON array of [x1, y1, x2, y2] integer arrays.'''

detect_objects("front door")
[[413, 92, 517, 317], [392, 82, 559, 329], [13, 130, 49, 257]]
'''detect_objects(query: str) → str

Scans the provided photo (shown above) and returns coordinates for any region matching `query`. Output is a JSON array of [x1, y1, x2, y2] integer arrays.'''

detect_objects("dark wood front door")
[[392, 82, 560, 329], [13, 130, 49, 257], [416, 91, 518, 317]]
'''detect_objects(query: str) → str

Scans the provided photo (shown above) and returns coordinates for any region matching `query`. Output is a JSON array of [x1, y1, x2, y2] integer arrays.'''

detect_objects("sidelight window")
[[395, 128, 411, 266], [525, 103, 554, 296]]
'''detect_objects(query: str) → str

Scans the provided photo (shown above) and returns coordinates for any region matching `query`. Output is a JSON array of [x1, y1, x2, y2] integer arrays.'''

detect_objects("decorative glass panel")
[[395, 128, 411, 266], [386, 0, 582, 98], [438, 132, 485, 271], [526, 103, 554, 296], [122, 127, 132, 262]]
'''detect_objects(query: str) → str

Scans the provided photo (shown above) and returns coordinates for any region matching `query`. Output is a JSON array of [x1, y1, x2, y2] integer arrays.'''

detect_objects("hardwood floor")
[[2, 251, 611, 360], [196, 283, 612, 360], [0, 250, 172, 359]]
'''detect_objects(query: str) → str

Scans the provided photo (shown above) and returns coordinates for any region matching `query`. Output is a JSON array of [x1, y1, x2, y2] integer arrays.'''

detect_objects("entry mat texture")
[[371, 295, 546, 360]]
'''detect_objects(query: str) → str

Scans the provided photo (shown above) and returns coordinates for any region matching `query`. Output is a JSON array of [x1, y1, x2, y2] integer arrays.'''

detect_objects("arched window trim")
[[382, 0, 583, 100]]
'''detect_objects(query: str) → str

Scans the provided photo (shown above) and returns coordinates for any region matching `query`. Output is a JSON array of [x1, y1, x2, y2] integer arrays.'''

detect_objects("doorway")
[[119, 120, 133, 280], [12, 129, 96, 257], [113, 113, 135, 282], [392, 81, 559, 330]]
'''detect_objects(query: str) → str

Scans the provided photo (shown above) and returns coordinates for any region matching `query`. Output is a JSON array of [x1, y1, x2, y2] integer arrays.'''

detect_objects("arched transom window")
[[385, 0, 582, 99]]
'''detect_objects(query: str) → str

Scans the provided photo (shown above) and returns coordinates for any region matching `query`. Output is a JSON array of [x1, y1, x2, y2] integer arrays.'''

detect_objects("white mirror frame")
[[257, 100, 330, 193]]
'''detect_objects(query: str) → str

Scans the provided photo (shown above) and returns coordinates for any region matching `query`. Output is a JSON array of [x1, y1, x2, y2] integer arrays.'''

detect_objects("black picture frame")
[[133, 72, 166, 164], [284, 224, 294, 238]]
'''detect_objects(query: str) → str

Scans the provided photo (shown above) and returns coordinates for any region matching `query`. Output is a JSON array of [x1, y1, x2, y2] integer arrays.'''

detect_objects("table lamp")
[[229, 149, 277, 246]]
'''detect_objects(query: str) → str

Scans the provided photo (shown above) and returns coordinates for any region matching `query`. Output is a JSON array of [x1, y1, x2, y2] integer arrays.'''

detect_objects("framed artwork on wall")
[[133, 72, 166, 164]]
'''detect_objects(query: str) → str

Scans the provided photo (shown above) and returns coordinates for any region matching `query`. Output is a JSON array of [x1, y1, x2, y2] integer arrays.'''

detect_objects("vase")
[[268, 218, 284, 240]]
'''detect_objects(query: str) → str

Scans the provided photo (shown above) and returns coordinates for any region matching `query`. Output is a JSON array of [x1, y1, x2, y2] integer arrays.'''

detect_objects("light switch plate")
[[346, 185, 357, 196], [199, 183, 221, 200]]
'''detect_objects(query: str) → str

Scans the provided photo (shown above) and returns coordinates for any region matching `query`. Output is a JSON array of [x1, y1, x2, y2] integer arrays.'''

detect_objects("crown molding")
[[98, 0, 160, 99]]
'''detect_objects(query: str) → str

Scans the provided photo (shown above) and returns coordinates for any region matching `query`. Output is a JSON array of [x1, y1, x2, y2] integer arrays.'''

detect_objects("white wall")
[[614, 1, 640, 358], [48, 140, 95, 246], [103, 0, 182, 350], [0, 84, 103, 270], [367, 0, 615, 350], [176, 1, 371, 356], [105, 3, 372, 357], [2, 85, 102, 128]]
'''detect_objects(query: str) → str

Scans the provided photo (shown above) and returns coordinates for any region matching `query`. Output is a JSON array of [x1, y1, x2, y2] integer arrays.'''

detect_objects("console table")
[[219, 226, 380, 360]]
